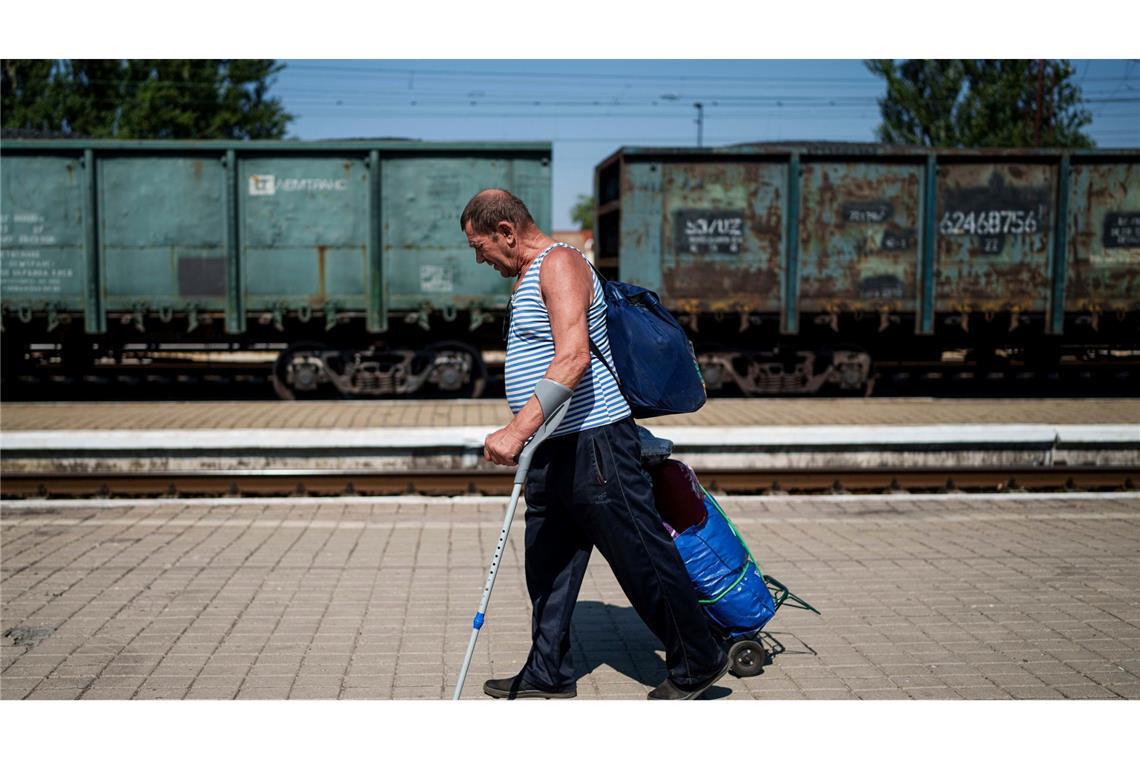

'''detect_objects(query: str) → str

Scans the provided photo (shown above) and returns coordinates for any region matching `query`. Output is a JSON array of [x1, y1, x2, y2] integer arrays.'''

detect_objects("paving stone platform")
[[3, 397, 1138, 431], [2, 493, 1138, 700]]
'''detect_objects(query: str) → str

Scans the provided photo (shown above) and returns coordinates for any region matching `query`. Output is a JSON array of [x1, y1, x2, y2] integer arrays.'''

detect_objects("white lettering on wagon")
[[0, 250, 75, 295], [248, 175, 349, 196], [674, 209, 746, 255]]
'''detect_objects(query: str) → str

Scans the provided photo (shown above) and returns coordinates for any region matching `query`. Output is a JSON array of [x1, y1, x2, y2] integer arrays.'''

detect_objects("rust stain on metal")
[[663, 263, 777, 308], [315, 245, 327, 303], [659, 161, 783, 310], [192, 160, 203, 180], [606, 149, 1138, 325], [1066, 163, 1140, 311], [798, 162, 921, 314], [934, 163, 1055, 313]]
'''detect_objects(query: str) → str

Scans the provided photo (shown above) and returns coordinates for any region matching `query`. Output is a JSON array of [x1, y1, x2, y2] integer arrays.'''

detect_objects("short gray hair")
[[460, 188, 535, 235]]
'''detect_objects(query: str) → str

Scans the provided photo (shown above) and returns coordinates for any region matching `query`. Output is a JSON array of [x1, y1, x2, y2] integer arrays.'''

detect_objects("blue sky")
[[273, 60, 1139, 229]]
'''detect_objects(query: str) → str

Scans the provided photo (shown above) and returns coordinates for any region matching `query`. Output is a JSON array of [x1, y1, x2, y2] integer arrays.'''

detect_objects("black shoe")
[[647, 655, 731, 700], [483, 673, 577, 700]]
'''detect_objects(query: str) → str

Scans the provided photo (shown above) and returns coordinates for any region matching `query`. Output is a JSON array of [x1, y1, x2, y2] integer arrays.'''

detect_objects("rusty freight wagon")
[[0, 139, 551, 398], [594, 143, 1140, 395]]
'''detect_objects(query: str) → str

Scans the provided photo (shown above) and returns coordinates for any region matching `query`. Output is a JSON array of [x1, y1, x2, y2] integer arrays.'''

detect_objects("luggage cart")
[[641, 423, 821, 681], [695, 486, 821, 678]]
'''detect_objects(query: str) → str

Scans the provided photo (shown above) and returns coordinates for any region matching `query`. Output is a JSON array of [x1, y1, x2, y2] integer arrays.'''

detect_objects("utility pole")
[[661, 95, 705, 147]]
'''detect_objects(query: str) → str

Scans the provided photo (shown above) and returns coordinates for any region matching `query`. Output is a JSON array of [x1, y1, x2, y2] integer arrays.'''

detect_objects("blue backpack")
[[586, 262, 706, 418]]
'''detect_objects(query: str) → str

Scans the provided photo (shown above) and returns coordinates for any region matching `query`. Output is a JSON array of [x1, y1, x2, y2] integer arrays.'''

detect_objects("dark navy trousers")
[[518, 415, 725, 689]]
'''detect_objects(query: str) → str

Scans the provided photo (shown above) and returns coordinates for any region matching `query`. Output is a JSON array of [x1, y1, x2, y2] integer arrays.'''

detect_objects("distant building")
[[553, 230, 595, 263]]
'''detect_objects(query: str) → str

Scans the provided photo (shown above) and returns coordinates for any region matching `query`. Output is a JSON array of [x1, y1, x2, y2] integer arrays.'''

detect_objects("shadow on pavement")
[[570, 602, 814, 699]]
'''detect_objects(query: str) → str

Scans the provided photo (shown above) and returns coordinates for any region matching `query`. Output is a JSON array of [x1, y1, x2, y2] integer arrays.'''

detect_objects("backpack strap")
[[583, 256, 609, 285], [557, 246, 627, 402], [588, 336, 624, 395]]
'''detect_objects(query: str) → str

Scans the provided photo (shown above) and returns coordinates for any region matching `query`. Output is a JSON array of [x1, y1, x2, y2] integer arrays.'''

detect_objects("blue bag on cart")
[[651, 459, 776, 635]]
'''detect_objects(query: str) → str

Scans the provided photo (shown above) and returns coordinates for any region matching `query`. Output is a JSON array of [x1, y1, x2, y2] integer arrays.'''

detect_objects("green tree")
[[866, 59, 1094, 148], [2, 59, 292, 139], [1, 60, 62, 135], [570, 193, 594, 230]]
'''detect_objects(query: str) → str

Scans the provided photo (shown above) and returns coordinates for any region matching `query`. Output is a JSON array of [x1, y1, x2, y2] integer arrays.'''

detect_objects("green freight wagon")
[[0, 139, 551, 398], [594, 143, 1140, 395]]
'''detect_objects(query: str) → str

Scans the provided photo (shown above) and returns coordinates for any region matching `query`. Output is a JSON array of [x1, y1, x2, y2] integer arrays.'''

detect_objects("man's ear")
[[497, 220, 515, 241]]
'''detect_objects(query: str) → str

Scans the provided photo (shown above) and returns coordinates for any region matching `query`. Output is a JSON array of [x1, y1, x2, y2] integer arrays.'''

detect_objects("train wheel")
[[830, 343, 873, 396], [271, 342, 331, 401], [424, 340, 487, 399]]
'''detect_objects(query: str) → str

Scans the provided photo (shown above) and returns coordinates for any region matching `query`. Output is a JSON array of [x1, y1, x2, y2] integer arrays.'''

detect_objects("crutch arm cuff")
[[533, 378, 572, 421]]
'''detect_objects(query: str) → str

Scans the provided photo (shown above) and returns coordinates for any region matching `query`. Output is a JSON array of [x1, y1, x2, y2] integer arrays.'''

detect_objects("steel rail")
[[2, 467, 1136, 500]]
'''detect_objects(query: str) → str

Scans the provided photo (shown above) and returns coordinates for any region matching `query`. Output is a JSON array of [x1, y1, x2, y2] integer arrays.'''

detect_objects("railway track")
[[2, 466, 1136, 500]]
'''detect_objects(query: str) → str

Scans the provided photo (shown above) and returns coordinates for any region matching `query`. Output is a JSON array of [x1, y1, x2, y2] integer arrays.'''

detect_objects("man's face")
[[465, 221, 515, 278]]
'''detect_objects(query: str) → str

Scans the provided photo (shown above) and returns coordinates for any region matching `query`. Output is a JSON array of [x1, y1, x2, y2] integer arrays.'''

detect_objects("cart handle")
[[765, 575, 822, 616]]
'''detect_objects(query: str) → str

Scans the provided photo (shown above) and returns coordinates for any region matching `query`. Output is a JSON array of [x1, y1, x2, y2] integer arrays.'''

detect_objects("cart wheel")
[[729, 640, 766, 678]]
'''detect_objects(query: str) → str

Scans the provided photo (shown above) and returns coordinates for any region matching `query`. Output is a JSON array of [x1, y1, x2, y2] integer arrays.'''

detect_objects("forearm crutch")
[[452, 379, 572, 700]]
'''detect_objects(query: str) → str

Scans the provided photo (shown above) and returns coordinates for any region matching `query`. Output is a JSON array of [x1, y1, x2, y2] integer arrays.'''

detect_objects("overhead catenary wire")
[[23, 61, 1133, 146], [282, 61, 1140, 86]]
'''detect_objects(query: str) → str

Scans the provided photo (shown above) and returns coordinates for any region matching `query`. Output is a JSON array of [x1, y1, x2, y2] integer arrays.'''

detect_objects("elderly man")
[[461, 188, 729, 700]]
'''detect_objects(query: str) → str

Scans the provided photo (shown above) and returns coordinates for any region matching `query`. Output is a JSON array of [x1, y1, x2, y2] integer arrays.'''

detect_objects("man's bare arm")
[[486, 248, 593, 462]]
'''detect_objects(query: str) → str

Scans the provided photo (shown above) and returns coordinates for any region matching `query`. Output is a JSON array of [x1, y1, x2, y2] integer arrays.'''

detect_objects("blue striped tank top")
[[504, 242, 630, 437]]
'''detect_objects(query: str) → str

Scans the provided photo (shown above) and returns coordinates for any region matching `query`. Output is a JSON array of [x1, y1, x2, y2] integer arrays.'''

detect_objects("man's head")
[[461, 188, 535, 278]]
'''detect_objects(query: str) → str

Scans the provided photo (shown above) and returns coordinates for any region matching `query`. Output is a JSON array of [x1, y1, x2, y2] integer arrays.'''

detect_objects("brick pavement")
[[2, 397, 1138, 431], [2, 493, 1138, 700]]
